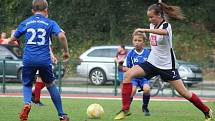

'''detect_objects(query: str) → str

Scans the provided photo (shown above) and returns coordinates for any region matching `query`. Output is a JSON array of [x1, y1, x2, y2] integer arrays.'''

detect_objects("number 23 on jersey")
[[27, 28, 46, 45]]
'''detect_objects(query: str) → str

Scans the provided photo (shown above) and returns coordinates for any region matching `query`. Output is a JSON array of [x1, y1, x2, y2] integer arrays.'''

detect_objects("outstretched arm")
[[7, 36, 18, 43], [134, 28, 168, 35]]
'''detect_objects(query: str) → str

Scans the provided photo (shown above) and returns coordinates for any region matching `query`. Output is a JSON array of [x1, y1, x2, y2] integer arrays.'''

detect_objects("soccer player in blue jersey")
[[121, 32, 151, 116], [9, 0, 70, 121]]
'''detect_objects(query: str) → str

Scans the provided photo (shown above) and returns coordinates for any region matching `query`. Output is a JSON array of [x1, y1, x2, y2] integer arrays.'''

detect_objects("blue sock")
[[143, 93, 150, 107], [47, 84, 64, 116], [23, 85, 32, 104]]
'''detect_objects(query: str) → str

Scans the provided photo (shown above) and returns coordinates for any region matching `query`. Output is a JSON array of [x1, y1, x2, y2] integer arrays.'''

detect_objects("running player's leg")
[[114, 65, 146, 120], [39, 65, 69, 120], [114, 61, 157, 120], [22, 66, 37, 104], [20, 66, 37, 121], [122, 65, 146, 110], [159, 68, 212, 121], [32, 76, 45, 104], [130, 80, 137, 105], [170, 79, 212, 121], [142, 79, 151, 116]]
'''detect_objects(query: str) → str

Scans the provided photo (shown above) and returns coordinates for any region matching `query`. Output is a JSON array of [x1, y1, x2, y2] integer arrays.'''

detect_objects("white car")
[[77, 46, 203, 86], [76, 45, 133, 85]]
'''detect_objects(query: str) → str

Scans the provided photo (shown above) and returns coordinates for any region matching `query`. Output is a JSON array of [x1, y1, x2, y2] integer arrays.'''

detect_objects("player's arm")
[[50, 47, 58, 64], [8, 23, 25, 42], [58, 32, 70, 62], [7, 36, 18, 43], [8, 30, 21, 43], [52, 21, 70, 62], [134, 28, 168, 35]]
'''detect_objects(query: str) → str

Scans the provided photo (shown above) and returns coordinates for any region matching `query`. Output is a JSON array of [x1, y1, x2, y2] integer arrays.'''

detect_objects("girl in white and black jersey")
[[114, 2, 212, 121]]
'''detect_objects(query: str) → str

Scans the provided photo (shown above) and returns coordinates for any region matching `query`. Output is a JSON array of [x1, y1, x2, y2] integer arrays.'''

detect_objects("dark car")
[[0, 44, 64, 82], [178, 60, 203, 87]]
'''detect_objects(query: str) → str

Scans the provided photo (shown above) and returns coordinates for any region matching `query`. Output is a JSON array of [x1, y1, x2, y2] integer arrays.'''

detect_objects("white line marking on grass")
[[0, 94, 210, 102]]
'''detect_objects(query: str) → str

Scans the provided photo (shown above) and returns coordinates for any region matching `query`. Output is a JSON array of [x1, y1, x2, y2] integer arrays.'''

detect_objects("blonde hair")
[[148, 2, 185, 20], [32, 0, 48, 11], [132, 31, 147, 40]]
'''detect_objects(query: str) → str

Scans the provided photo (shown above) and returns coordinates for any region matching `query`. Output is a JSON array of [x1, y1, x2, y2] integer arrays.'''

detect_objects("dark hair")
[[148, 2, 185, 20], [32, 0, 48, 11], [120, 45, 125, 49]]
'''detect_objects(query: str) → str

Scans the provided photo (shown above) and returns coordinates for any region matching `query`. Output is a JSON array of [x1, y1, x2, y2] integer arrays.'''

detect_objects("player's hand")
[[62, 52, 70, 63], [133, 28, 146, 35], [53, 56, 58, 64]]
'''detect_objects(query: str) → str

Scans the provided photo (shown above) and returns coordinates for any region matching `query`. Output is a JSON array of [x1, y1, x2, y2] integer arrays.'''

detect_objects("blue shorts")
[[22, 65, 56, 86], [132, 78, 149, 87], [118, 70, 124, 82], [138, 61, 181, 82]]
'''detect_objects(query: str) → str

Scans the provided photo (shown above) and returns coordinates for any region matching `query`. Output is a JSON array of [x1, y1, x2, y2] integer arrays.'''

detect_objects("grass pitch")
[[0, 97, 214, 121]]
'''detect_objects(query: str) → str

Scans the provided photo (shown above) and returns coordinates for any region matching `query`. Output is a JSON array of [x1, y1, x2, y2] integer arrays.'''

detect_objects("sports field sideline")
[[1, 93, 215, 102], [0, 93, 214, 121]]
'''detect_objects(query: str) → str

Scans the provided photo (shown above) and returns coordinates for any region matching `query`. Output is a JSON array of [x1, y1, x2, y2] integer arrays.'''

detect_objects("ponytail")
[[159, 2, 185, 20], [148, 2, 185, 20]]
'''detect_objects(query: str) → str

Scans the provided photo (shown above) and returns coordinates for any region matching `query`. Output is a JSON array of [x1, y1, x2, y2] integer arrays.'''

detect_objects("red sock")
[[188, 92, 209, 114], [122, 83, 132, 110], [34, 82, 45, 102]]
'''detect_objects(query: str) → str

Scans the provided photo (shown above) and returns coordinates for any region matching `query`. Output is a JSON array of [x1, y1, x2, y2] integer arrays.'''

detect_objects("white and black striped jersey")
[[147, 20, 177, 70]]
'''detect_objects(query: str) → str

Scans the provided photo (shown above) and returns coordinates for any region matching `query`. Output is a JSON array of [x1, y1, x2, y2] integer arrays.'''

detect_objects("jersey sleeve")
[[51, 21, 64, 36], [163, 22, 171, 36], [13, 22, 26, 38], [145, 49, 150, 58]]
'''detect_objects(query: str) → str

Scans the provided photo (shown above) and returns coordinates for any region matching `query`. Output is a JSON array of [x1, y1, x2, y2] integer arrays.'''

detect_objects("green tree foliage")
[[0, 0, 214, 65]]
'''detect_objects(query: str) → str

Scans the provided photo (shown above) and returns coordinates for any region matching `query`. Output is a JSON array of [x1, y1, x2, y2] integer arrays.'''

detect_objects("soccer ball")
[[87, 103, 104, 119]]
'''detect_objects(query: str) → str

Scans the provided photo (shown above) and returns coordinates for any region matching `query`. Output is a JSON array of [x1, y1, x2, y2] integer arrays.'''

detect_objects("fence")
[[0, 59, 65, 93], [0, 59, 215, 98]]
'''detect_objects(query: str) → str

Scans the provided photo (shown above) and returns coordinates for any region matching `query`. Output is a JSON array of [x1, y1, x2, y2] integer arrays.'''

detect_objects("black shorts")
[[138, 61, 181, 82]]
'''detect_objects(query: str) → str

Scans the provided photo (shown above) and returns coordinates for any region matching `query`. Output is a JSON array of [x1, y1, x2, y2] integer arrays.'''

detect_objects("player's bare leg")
[[170, 79, 213, 121], [114, 65, 146, 120], [130, 86, 137, 105]]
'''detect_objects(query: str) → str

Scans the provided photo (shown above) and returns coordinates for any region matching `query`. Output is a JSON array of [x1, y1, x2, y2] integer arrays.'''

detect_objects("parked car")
[[0, 44, 65, 82], [76, 45, 133, 85], [76, 45, 203, 86], [178, 60, 203, 87]]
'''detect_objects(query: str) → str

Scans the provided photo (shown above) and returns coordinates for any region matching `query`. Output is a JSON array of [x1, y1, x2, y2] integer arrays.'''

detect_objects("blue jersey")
[[14, 14, 63, 66], [123, 48, 150, 79]]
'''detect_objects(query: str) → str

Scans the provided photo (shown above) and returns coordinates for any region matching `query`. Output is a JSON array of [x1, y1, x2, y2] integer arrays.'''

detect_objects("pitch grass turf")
[[0, 97, 214, 121]]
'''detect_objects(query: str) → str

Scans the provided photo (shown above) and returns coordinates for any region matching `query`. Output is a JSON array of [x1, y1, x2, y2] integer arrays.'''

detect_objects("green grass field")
[[0, 97, 214, 121]]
